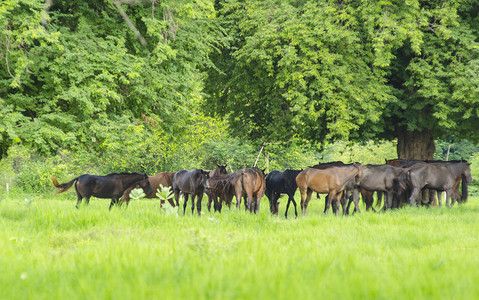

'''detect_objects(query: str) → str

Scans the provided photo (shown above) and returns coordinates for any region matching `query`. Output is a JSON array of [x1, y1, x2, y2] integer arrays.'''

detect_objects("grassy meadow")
[[1, 191, 478, 300]]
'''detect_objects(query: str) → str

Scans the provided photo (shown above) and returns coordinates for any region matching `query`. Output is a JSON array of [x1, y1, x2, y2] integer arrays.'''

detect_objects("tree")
[[204, 0, 479, 159], [0, 0, 224, 158]]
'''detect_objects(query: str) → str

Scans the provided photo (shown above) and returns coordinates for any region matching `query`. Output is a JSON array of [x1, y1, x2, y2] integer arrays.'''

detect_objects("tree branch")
[[110, 0, 147, 46], [41, 0, 54, 27]]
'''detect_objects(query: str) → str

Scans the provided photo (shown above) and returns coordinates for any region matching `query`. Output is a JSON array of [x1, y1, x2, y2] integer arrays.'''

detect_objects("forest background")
[[1, 0, 479, 195]]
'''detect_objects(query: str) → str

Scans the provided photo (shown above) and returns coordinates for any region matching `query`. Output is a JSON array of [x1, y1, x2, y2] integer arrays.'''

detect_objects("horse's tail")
[[461, 174, 469, 202], [51, 176, 78, 193]]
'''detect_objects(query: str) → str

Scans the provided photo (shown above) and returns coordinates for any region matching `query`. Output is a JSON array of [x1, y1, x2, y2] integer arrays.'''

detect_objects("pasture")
[[1, 192, 478, 299]]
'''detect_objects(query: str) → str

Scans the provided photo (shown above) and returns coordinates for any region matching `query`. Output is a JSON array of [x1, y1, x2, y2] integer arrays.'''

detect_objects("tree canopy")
[[1, 0, 478, 161], [0, 0, 225, 158], [204, 0, 479, 158]]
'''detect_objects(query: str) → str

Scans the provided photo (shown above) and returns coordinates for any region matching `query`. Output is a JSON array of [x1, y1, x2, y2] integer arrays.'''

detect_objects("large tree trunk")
[[396, 127, 435, 160]]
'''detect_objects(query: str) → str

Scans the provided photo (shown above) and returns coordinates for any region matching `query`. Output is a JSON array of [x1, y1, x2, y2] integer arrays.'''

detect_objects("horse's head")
[[353, 163, 363, 183], [138, 173, 153, 195], [209, 164, 228, 177], [200, 169, 210, 187], [464, 163, 473, 184]]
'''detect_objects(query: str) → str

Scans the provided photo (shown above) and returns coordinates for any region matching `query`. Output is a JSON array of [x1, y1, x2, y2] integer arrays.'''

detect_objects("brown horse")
[[241, 167, 266, 213], [296, 164, 363, 216], [51, 173, 153, 210], [119, 172, 176, 207], [206, 165, 229, 212], [204, 167, 266, 213]]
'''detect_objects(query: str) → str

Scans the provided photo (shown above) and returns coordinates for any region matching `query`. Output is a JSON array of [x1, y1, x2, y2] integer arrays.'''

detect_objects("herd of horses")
[[51, 158, 473, 217]]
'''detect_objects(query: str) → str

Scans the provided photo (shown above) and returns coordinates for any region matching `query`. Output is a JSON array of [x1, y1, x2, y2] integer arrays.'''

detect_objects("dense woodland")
[[1, 0, 479, 192]]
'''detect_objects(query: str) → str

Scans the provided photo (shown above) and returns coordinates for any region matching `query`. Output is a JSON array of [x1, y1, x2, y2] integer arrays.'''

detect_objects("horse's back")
[[76, 174, 122, 198]]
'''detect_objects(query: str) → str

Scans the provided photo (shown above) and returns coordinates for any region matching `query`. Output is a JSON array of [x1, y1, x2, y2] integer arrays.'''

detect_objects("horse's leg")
[[207, 194, 213, 212], [351, 188, 360, 214], [191, 194, 196, 215], [340, 193, 348, 215], [386, 191, 394, 210], [323, 195, 329, 214], [196, 194, 203, 216], [291, 196, 298, 218], [75, 190, 83, 209], [324, 191, 334, 215], [174, 190, 180, 208], [409, 187, 421, 207], [298, 187, 307, 216], [333, 198, 340, 217], [109, 198, 116, 210], [303, 189, 313, 216], [375, 191, 382, 211], [437, 191, 443, 207], [183, 194, 189, 215], [445, 189, 452, 208]]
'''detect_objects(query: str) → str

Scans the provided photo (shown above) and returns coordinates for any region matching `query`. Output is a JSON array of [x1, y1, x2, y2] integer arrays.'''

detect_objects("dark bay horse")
[[386, 159, 472, 206], [204, 167, 266, 213], [173, 169, 209, 216], [119, 172, 176, 207], [352, 164, 408, 211], [397, 163, 462, 207], [51, 173, 153, 210], [205, 171, 243, 211], [296, 164, 363, 216], [265, 169, 302, 218], [426, 160, 472, 205], [205, 165, 229, 212]]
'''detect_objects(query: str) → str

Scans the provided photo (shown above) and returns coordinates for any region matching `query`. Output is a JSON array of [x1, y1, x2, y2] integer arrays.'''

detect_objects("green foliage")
[[434, 140, 479, 161], [205, 0, 479, 151], [322, 140, 398, 165], [0, 0, 226, 158]]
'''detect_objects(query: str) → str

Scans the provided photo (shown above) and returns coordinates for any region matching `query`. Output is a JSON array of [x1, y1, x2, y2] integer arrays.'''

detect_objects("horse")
[[119, 172, 176, 207], [240, 167, 266, 213], [173, 169, 209, 216], [205, 165, 229, 212], [386, 159, 472, 206], [51, 173, 153, 210], [296, 164, 363, 216], [424, 160, 472, 206], [204, 167, 266, 213], [351, 164, 408, 211], [397, 163, 463, 207], [311, 161, 356, 215], [205, 171, 243, 211], [265, 169, 302, 218]]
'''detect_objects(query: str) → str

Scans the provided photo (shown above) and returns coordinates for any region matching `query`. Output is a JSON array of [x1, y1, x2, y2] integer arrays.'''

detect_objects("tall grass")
[[1, 192, 478, 299]]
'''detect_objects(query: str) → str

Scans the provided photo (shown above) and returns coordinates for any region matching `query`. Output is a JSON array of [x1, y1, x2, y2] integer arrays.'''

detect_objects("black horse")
[[173, 169, 210, 216], [51, 173, 153, 210], [265, 169, 302, 218]]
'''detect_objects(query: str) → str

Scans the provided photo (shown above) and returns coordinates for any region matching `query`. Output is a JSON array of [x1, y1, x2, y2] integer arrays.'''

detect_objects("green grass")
[[1, 192, 479, 300]]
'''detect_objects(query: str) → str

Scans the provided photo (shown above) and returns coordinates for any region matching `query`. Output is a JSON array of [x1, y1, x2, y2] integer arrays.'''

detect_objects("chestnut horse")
[[119, 172, 176, 207], [51, 173, 153, 210], [296, 164, 363, 216]]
